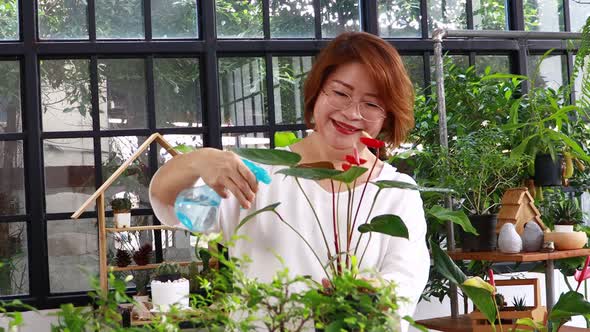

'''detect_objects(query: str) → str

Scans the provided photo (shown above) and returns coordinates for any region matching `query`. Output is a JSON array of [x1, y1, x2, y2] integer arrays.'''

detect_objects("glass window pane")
[[222, 132, 270, 149], [427, 0, 467, 35], [0, 0, 19, 40], [48, 218, 98, 293], [96, 0, 145, 39], [152, 0, 198, 39], [38, 0, 88, 39], [98, 59, 147, 129], [378, 0, 421, 38], [528, 55, 567, 90], [272, 56, 312, 125], [472, 0, 508, 30], [219, 57, 267, 126], [0, 222, 28, 296], [430, 55, 470, 81], [101, 136, 151, 209], [216, 0, 263, 38], [41, 59, 92, 132], [403, 56, 425, 88], [524, 0, 564, 31], [0, 61, 22, 133], [154, 58, 202, 128], [475, 55, 511, 74], [321, 0, 360, 38], [44, 138, 95, 214], [569, 1, 590, 32], [270, 0, 315, 38], [0, 141, 25, 215], [158, 134, 203, 166], [162, 227, 193, 262]]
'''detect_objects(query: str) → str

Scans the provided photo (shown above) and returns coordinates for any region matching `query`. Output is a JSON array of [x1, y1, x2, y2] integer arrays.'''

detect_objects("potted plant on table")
[[419, 128, 528, 252], [544, 197, 588, 250], [150, 262, 190, 312], [111, 196, 132, 228]]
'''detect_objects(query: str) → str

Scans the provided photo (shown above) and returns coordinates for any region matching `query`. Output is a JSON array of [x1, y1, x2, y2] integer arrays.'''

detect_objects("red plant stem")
[[349, 147, 380, 248], [331, 180, 341, 274]]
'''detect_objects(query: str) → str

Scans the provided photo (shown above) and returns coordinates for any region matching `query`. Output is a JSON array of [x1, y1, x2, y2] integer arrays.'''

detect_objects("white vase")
[[498, 223, 522, 254], [554, 225, 574, 233], [114, 212, 131, 228], [151, 278, 190, 312]]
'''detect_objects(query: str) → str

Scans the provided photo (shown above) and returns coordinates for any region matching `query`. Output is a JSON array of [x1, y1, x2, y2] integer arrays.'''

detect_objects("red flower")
[[345, 155, 367, 165], [342, 163, 351, 171], [360, 137, 385, 149], [487, 268, 495, 288], [575, 256, 590, 292]]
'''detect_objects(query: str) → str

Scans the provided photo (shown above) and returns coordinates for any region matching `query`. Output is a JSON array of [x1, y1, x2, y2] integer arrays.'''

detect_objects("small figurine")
[[540, 241, 555, 253]]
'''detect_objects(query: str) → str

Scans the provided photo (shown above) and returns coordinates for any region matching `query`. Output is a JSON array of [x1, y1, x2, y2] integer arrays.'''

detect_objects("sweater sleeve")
[[378, 174, 430, 332]]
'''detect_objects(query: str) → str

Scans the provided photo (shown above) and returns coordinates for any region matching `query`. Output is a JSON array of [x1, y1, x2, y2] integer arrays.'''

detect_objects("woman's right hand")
[[196, 148, 259, 209]]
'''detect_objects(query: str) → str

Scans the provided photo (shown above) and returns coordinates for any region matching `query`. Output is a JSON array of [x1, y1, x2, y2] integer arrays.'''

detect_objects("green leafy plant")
[[512, 296, 527, 311], [110, 197, 132, 212], [153, 262, 182, 282], [550, 198, 584, 226]]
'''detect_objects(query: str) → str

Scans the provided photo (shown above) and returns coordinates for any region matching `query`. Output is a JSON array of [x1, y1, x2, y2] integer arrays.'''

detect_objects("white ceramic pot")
[[554, 225, 574, 233], [150, 278, 190, 312], [114, 212, 131, 228]]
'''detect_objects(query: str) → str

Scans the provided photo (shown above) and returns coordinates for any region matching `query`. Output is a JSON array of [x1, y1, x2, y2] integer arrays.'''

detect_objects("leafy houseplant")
[[550, 198, 584, 232], [111, 196, 132, 228], [151, 262, 190, 312], [419, 128, 527, 252]]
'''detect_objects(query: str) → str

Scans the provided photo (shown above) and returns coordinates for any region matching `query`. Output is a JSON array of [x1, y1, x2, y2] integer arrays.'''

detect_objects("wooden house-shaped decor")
[[70, 133, 184, 292], [496, 188, 546, 235]]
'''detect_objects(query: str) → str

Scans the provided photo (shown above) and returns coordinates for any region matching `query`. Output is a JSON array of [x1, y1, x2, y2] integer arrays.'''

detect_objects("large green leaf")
[[331, 166, 367, 183], [357, 215, 409, 239], [235, 203, 281, 231], [548, 291, 590, 332], [234, 148, 301, 166], [372, 180, 455, 194], [276, 167, 341, 180], [430, 239, 467, 285], [462, 285, 498, 324], [546, 131, 590, 163], [427, 205, 478, 235], [515, 318, 547, 332]]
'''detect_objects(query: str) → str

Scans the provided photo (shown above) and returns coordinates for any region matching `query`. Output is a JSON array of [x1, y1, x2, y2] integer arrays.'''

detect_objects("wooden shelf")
[[447, 248, 590, 262], [110, 261, 197, 272], [416, 315, 588, 332], [106, 225, 181, 233]]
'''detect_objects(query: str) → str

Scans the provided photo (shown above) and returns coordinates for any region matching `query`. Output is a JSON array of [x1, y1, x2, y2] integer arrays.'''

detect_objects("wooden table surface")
[[447, 248, 590, 262]]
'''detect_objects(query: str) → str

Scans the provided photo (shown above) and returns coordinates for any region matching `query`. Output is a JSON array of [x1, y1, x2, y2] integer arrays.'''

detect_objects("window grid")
[[0, 0, 585, 308]]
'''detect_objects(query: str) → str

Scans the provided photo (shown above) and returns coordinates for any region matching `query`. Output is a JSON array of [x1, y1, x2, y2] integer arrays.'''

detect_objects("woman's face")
[[312, 62, 386, 150]]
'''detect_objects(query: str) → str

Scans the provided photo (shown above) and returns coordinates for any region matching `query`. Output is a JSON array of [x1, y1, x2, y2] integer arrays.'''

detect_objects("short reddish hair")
[[303, 32, 414, 148]]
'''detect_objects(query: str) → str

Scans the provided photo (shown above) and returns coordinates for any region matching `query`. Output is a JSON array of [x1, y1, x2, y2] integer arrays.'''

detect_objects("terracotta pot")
[[544, 231, 587, 250]]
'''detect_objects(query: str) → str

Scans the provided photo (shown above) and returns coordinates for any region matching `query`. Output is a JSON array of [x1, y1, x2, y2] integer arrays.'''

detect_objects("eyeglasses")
[[321, 87, 387, 122]]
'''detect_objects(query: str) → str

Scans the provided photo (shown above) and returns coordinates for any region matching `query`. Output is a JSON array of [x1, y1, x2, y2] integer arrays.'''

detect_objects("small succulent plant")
[[132, 243, 152, 266], [115, 249, 132, 267], [512, 296, 527, 311], [111, 197, 132, 212], [153, 262, 182, 282], [550, 199, 583, 226]]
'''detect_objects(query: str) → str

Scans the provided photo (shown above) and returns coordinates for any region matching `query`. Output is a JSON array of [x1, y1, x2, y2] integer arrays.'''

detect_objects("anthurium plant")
[[234, 136, 459, 281]]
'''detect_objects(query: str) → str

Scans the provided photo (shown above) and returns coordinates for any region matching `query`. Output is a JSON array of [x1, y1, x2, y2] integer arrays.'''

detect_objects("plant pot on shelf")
[[554, 225, 574, 232], [534, 154, 563, 187], [544, 231, 587, 250], [114, 210, 131, 228], [461, 214, 498, 252]]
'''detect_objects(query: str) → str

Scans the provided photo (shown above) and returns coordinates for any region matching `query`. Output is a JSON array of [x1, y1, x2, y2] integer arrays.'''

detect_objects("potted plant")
[[114, 249, 131, 268], [132, 243, 152, 266], [150, 262, 190, 312], [544, 197, 588, 250], [421, 128, 527, 252], [111, 196, 132, 228]]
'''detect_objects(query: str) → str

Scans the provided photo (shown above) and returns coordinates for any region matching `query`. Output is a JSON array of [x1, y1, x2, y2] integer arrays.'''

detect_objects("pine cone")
[[133, 243, 152, 266], [115, 249, 131, 267]]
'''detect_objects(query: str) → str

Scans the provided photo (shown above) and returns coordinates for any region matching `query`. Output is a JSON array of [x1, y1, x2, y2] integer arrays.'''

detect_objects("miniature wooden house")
[[469, 278, 547, 332], [70, 133, 184, 292], [496, 188, 546, 235]]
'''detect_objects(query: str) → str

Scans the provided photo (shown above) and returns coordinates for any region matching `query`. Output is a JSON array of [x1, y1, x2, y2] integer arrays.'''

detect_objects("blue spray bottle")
[[174, 159, 271, 232]]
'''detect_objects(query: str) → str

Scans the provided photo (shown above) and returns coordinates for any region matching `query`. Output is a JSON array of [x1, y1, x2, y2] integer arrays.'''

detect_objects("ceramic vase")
[[498, 223, 522, 253]]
